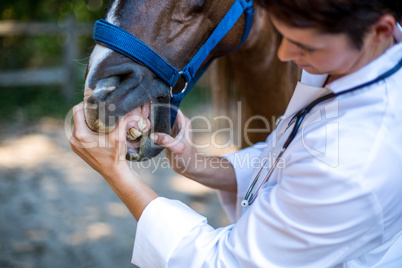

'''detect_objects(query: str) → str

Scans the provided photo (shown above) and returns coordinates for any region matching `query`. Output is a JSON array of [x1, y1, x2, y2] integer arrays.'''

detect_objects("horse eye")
[[188, 0, 206, 13]]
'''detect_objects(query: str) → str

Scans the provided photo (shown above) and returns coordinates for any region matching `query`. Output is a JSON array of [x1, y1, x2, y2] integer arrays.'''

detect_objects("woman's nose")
[[277, 38, 302, 62]]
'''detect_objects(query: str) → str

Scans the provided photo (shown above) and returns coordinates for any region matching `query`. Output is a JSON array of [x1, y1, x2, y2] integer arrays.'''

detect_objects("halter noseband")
[[93, 0, 254, 125]]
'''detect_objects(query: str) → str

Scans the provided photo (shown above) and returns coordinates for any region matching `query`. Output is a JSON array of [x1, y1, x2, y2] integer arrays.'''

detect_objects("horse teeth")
[[128, 128, 142, 139], [127, 134, 136, 141], [138, 117, 147, 132]]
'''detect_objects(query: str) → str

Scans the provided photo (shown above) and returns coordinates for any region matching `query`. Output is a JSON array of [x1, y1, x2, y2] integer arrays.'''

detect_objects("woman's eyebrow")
[[286, 37, 317, 50]]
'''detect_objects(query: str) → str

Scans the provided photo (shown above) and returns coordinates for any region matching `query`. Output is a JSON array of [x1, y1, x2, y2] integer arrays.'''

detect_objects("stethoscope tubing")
[[241, 57, 402, 207]]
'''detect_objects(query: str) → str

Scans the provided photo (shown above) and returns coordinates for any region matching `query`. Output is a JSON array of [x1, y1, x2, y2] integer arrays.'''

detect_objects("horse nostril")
[[86, 62, 144, 107], [87, 76, 120, 102], [115, 63, 144, 87], [96, 76, 120, 93]]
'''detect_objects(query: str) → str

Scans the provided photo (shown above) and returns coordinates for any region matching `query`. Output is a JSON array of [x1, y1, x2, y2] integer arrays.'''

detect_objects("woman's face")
[[270, 16, 371, 78]]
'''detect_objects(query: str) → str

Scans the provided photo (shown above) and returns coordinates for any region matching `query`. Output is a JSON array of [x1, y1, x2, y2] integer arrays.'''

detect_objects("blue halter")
[[93, 0, 254, 125]]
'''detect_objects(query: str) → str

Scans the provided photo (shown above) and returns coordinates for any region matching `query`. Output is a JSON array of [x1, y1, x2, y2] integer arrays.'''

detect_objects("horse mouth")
[[124, 101, 154, 160], [84, 96, 169, 162], [83, 61, 172, 161]]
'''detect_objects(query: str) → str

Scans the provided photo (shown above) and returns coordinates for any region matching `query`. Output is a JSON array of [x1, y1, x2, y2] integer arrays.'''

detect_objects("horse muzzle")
[[84, 64, 172, 161]]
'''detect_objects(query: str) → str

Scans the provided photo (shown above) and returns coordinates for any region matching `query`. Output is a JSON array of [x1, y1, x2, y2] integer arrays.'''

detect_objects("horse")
[[210, 6, 299, 147], [83, 0, 298, 161]]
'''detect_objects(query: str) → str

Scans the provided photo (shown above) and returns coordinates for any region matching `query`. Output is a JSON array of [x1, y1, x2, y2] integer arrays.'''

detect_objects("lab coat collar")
[[394, 22, 402, 43], [282, 65, 331, 118], [282, 81, 330, 118]]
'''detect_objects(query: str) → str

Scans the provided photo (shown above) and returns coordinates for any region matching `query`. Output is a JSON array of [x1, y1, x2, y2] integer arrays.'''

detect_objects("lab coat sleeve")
[[132, 197, 207, 267], [132, 156, 383, 268], [217, 142, 265, 223]]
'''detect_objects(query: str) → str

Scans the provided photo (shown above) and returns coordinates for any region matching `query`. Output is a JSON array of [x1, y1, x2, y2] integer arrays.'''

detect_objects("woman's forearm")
[[104, 166, 159, 221], [182, 155, 237, 193], [149, 110, 238, 194]]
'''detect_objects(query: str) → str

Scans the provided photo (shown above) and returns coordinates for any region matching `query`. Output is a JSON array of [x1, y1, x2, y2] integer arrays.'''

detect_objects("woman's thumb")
[[150, 132, 184, 154]]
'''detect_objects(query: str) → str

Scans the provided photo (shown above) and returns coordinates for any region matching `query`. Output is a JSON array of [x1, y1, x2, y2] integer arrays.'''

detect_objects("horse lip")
[[84, 95, 170, 161], [84, 100, 153, 134], [83, 100, 117, 133], [126, 101, 154, 152], [125, 100, 153, 135], [84, 86, 167, 133], [126, 99, 169, 161], [83, 72, 171, 161]]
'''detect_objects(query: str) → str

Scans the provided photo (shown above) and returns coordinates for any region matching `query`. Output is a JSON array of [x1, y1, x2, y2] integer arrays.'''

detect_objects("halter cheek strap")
[[93, 0, 254, 126]]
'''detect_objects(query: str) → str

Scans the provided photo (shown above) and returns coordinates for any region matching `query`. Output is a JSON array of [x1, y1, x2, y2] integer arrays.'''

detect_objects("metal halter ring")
[[169, 71, 189, 98]]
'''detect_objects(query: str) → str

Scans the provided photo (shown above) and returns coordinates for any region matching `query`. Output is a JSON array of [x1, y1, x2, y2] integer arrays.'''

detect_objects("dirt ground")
[[0, 109, 236, 268]]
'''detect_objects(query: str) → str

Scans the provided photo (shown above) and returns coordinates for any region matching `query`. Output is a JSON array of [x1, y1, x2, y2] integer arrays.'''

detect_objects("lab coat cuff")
[[132, 197, 206, 268]]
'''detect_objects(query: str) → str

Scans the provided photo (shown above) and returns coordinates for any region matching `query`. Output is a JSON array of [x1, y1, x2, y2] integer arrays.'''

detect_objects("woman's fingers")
[[150, 109, 192, 155], [70, 101, 127, 153], [171, 109, 188, 138], [70, 102, 94, 146], [150, 133, 185, 155], [72, 102, 86, 128]]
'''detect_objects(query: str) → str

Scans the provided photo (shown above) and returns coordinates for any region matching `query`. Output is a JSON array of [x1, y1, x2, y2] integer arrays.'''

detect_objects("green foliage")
[[0, 0, 107, 21], [0, 86, 83, 123], [0, 0, 109, 123], [0, 0, 212, 124], [180, 80, 212, 116], [0, 0, 109, 70]]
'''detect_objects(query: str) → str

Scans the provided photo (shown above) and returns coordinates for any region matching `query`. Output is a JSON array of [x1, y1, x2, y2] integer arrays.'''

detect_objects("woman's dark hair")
[[256, 0, 402, 49]]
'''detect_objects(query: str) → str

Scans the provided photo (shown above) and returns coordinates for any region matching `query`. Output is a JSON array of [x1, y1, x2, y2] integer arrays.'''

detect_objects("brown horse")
[[84, 0, 298, 161], [211, 6, 299, 148]]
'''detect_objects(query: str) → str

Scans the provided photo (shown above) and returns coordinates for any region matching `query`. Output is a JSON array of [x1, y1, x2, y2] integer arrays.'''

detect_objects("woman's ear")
[[371, 14, 396, 44]]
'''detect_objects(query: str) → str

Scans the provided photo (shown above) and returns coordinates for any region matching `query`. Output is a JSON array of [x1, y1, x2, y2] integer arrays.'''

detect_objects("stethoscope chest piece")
[[241, 199, 249, 207]]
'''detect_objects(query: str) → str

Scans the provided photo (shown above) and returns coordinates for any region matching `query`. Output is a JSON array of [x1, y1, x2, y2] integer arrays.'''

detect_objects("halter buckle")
[[170, 71, 189, 98]]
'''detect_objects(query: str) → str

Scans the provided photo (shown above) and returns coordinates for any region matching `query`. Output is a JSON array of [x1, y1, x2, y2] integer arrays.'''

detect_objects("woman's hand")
[[151, 110, 237, 193], [69, 102, 158, 220], [150, 110, 201, 177], [69, 102, 131, 179]]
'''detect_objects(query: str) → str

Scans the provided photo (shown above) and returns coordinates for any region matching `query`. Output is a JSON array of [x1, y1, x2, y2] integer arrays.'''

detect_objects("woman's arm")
[[69, 103, 237, 221], [150, 110, 237, 193], [69, 102, 158, 220]]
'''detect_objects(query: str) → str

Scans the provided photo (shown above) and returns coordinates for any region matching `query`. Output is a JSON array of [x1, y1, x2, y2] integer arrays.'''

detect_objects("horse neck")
[[210, 6, 300, 146], [231, 7, 280, 73]]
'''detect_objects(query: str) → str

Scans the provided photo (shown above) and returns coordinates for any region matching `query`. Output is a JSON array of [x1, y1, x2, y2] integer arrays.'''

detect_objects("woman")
[[70, 0, 402, 267]]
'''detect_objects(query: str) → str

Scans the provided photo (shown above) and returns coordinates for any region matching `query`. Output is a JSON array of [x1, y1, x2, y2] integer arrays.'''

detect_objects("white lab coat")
[[132, 30, 402, 268]]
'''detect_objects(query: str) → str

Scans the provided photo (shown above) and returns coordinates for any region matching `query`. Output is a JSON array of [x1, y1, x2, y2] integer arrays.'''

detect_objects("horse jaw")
[[84, 45, 171, 161]]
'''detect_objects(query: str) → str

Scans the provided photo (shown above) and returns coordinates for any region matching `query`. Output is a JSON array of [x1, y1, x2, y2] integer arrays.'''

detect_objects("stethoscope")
[[241, 57, 402, 207]]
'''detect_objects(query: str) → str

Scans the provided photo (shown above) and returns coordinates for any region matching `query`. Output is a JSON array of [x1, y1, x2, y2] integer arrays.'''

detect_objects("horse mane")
[[209, 7, 300, 148]]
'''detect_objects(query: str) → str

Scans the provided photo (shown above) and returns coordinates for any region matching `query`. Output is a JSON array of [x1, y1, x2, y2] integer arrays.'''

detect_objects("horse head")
[[84, 0, 254, 161]]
